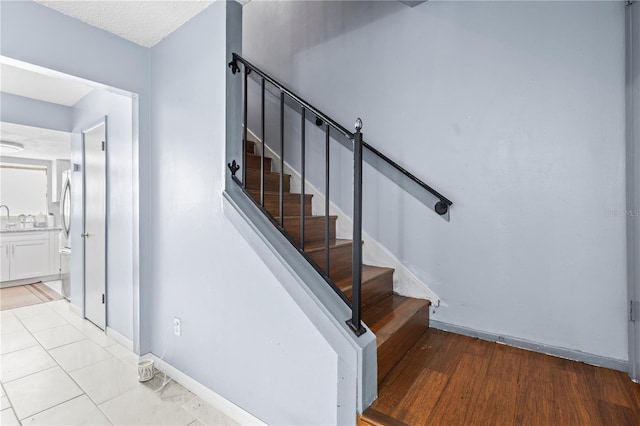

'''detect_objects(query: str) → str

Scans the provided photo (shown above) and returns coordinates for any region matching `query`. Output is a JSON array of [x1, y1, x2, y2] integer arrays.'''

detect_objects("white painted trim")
[[106, 326, 133, 351], [69, 301, 82, 317], [0, 275, 60, 288], [246, 128, 441, 305], [142, 353, 266, 426]]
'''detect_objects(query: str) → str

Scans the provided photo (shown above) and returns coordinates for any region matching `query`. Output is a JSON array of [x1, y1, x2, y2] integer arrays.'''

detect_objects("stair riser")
[[245, 141, 256, 155], [377, 305, 430, 383], [248, 192, 312, 217], [342, 270, 393, 311], [307, 243, 352, 282], [245, 170, 291, 192], [283, 217, 337, 246], [246, 155, 272, 171]]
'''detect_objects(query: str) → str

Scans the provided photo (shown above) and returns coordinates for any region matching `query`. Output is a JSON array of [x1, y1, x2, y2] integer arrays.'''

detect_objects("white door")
[[83, 120, 106, 330]]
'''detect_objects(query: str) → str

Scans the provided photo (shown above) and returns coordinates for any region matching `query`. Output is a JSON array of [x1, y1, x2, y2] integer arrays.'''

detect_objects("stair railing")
[[227, 53, 452, 337]]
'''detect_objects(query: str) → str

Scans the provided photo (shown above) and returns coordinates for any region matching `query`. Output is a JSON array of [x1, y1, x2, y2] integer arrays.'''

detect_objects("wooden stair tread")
[[303, 238, 352, 253], [335, 265, 393, 293], [335, 265, 394, 310], [363, 295, 430, 347], [245, 168, 290, 180], [248, 190, 311, 198], [245, 168, 291, 192], [246, 152, 265, 160], [274, 215, 338, 220], [358, 408, 409, 426], [245, 153, 272, 170], [247, 190, 313, 217]]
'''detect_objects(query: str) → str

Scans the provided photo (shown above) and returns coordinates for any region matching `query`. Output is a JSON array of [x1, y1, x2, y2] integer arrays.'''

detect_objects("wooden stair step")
[[358, 408, 409, 426], [304, 239, 353, 282], [363, 295, 430, 382], [275, 215, 337, 246], [245, 140, 256, 155], [245, 168, 291, 192], [335, 265, 394, 310], [248, 191, 312, 217], [245, 153, 272, 171]]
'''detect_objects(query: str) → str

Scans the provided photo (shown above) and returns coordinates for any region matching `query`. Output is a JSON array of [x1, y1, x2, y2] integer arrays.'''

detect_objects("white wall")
[[73, 89, 134, 340], [148, 2, 346, 424], [244, 1, 628, 361]]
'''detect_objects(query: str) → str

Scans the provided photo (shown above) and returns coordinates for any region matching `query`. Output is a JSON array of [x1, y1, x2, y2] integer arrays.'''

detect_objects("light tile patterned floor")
[[0, 300, 238, 425]]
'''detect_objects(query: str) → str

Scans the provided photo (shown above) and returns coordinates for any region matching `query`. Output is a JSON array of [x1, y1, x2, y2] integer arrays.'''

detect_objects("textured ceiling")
[[35, 0, 215, 48]]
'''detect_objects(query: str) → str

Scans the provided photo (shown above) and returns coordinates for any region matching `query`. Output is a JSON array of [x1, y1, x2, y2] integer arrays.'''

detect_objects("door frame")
[[626, 0, 639, 383], [81, 117, 108, 329]]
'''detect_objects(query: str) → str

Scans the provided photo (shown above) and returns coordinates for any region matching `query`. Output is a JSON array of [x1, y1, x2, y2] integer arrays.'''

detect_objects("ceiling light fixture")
[[0, 141, 25, 154]]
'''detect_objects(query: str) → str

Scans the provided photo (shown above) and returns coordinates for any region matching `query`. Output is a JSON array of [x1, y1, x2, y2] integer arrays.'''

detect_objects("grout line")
[[16, 393, 87, 423], [2, 364, 59, 385], [3, 303, 210, 426], [4, 305, 113, 423]]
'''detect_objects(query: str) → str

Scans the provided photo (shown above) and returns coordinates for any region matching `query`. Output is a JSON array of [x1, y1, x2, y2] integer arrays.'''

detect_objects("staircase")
[[244, 140, 430, 423]]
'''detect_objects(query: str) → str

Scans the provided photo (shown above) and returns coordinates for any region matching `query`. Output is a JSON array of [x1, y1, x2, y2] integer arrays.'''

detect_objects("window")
[[0, 163, 48, 216]]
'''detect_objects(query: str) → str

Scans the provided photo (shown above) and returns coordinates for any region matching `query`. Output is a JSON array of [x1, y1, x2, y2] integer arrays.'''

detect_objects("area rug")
[[0, 282, 63, 310]]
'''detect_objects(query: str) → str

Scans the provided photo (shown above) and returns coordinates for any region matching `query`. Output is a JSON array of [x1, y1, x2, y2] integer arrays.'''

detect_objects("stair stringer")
[[246, 128, 441, 306]]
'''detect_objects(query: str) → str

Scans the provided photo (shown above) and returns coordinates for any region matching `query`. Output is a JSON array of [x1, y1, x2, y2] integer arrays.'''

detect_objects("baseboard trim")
[[430, 319, 629, 372], [0, 275, 59, 288], [69, 302, 82, 317], [142, 353, 266, 425], [106, 327, 134, 351]]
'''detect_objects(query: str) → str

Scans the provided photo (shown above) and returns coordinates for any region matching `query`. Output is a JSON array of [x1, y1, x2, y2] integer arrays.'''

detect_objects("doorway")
[[82, 119, 107, 330]]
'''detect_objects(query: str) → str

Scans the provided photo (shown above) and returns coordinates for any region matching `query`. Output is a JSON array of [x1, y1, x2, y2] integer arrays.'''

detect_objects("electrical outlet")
[[173, 317, 181, 336]]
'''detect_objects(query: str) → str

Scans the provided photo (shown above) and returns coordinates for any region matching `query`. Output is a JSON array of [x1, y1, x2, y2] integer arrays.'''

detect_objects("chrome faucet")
[[0, 205, 9, 225]]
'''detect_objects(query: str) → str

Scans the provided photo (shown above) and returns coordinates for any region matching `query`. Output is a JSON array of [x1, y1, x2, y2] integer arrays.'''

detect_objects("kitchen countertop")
[[1, 226, 62, 233]]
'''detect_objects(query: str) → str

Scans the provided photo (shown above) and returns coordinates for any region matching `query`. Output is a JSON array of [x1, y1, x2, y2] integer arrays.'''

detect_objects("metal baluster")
[[348, 118, 365, 336], [260, 78, 265, 206], [325, 123, 330, 278], [242, 66, 248, 187], [300, 108, 306, 249], [279, 91, 285, 227]]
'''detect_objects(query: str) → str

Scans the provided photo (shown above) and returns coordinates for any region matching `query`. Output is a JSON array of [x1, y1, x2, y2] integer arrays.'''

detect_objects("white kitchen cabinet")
[[0, 241, 10, 281], [11, 238, 50, 280], [1, 231, 56, 282]]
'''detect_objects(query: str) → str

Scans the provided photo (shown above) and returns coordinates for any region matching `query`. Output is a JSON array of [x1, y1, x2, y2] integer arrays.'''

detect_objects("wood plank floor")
[[370, 329, 640, 425]]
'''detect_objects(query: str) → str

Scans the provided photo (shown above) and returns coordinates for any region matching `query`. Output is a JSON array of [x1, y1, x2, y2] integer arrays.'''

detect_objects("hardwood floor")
[[366, 329, 640, 426]]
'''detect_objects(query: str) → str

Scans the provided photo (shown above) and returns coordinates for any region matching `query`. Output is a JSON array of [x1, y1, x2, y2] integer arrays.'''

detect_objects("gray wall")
[[148, 2, 344, 424], [72, 89, 134, 340], [0, 92, 73, 132], [1, 0, 147, 350], [244, 1, 628, 361]]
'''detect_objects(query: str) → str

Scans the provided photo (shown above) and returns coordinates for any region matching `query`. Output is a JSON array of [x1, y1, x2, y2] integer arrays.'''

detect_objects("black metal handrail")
[[227, 53, 452, 337], [231, 53, 451, 212], [230, 54, 354, 140]]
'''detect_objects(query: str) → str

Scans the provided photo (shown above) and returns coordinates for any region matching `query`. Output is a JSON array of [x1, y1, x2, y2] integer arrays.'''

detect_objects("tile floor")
[[0, 300, 239, 425]]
